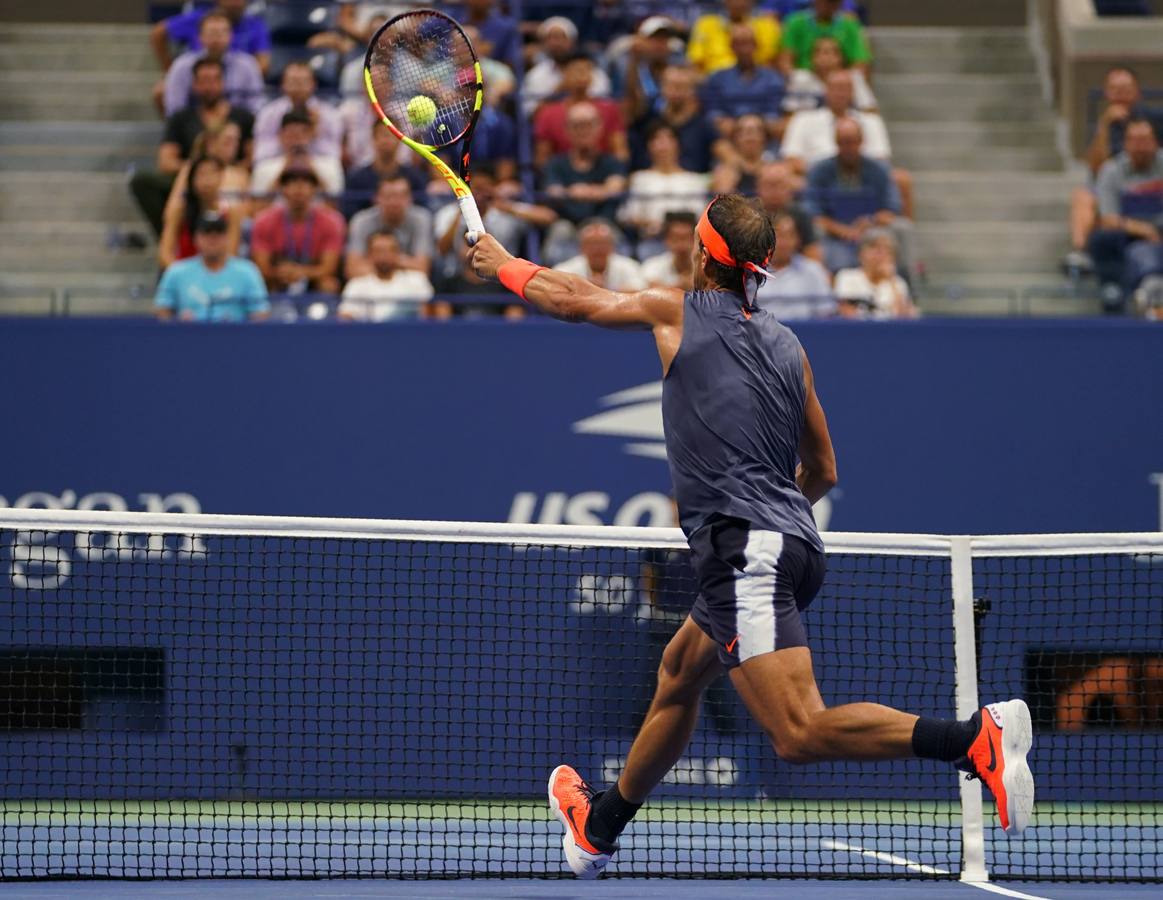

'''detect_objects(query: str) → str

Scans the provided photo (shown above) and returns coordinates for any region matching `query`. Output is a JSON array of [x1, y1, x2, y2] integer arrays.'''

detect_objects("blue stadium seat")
[[1093, 0, 1151, 14], [1120, 191, 1163, 220], [266, 45, 341, 89], [265, 2, 334, 43]]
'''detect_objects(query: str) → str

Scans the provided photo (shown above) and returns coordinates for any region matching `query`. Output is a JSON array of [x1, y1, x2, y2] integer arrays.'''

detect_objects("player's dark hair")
[[192, 57, 225, 78], [702, 194, 775, 294]]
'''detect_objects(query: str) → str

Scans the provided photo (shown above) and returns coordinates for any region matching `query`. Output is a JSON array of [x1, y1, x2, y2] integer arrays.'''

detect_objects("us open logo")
[[571, 381, 667, 460]]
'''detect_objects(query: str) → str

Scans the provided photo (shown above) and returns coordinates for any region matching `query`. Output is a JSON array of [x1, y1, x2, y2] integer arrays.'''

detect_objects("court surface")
[[1, 880, 1158, 899], [4, 802, 1158, 900]]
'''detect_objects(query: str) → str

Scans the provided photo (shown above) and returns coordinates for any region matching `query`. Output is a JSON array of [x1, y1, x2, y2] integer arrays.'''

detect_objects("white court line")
[[962, 883, 1053, 900], [819, 838, 952, 876], [821, 839, 1054, 900]]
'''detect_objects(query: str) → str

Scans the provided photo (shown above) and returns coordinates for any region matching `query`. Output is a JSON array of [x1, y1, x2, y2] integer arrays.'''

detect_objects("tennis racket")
[[364, 9, 486, 237]]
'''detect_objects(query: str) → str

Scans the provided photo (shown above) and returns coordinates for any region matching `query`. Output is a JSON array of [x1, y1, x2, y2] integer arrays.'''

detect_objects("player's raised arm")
[[466, 233, 683, 329]]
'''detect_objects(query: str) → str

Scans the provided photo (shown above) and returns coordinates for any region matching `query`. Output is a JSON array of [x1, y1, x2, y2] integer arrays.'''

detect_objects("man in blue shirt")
[[756, 212, 835, 318], [635, 64, 718, 174], [803, 117, 901, 271], [155, 213, 270, 322], [702, 24, 786, 140], [151, 0, 271, 75]]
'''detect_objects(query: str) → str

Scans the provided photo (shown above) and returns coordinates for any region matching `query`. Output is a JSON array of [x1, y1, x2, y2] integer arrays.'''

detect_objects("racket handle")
[[459, 194, 486, 246]]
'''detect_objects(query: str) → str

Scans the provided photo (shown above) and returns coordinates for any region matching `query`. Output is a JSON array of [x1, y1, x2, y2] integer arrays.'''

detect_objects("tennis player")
[[467, 194, 1035, 879]]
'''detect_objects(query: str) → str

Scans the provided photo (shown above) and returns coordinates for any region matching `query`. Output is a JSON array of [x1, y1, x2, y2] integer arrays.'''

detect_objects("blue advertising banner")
[[1, 317, 1161, 533], [0, 319, 1159, 820]]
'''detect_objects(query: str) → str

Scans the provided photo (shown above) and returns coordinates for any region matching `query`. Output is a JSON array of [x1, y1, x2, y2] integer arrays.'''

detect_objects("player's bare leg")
[[617, 616, 724, 802], [728, 646, 918, 762], [730, 646, 1034, 832], [547, 616, 720, 878]]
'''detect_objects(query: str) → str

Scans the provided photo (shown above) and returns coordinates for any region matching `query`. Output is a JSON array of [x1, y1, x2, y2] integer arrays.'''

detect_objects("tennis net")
[[0, 509, 1159, 881]]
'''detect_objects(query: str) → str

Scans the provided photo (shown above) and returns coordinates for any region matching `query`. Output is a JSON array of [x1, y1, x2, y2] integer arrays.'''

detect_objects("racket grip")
[[459, 194, 486, 246]]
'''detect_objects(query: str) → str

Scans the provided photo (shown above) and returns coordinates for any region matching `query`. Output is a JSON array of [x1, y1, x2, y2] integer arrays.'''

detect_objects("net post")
[[951, 535, 988, 882]]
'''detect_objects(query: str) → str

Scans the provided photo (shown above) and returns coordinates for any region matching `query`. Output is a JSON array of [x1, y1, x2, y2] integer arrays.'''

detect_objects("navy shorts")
[[688, 516, 826, 669]]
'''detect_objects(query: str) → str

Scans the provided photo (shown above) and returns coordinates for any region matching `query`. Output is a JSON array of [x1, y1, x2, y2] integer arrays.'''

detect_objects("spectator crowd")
[[1065, 64, 1163, 317], [137, 0, 929, 323]]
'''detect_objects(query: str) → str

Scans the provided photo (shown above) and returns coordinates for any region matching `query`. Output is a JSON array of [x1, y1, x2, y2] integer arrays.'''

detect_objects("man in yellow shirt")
[[687, 0, 781, 75]]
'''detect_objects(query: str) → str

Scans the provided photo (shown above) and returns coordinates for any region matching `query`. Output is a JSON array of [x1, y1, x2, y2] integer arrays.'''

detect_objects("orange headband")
[[697, 201, 737, 267], [696, 199, 773, 271]]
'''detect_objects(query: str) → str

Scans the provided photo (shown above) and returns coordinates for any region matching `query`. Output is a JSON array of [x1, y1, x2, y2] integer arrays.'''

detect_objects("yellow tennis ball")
[[406, 95, 438, 127]]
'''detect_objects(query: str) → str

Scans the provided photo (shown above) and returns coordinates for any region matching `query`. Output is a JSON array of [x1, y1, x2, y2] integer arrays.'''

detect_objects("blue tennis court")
[[1, 878, 1159, 900], [3, 802, 1159, 899]]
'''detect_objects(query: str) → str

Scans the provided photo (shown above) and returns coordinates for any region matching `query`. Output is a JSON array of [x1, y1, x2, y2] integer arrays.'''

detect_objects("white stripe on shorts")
[[733, 530, 784, 664]]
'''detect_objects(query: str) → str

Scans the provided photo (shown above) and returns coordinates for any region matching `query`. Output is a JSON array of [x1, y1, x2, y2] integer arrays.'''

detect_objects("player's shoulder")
[[638, 285, 686, 304], [635, 286, 687, 323], [757, 305, 805, 345]]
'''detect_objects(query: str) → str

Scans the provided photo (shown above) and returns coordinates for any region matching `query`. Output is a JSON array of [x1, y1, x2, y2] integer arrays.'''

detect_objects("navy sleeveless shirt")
[[662, 288, 824, 551]]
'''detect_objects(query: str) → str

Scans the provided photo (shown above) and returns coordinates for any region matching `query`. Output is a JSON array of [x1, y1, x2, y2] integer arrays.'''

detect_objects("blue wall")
[[1, 317, 1162, 532], [0, 319, 1159, 810]]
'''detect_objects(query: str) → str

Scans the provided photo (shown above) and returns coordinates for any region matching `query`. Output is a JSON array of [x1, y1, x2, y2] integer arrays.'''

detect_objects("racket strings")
[[367, 12, 479, 148]]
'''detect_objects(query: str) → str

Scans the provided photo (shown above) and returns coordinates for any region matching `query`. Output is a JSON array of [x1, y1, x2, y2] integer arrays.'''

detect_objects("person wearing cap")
[[687, 0, 781, 76], [522, 16, 613, 115], [251, 110, 345, 204], [155, 211, 269, 321], [250, 165, 347, 295], [622, 16, 687, 126]]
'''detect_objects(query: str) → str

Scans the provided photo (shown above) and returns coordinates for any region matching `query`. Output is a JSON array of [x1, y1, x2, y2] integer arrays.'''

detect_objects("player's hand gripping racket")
[[364, 9, 485, 238]]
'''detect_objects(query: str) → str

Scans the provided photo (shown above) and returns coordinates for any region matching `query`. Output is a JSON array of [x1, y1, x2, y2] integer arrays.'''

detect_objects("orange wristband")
[[497, 258, 544, 300]]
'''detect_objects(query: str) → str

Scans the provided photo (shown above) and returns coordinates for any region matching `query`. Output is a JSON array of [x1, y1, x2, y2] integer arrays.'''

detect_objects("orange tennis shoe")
[[959, 699, 1035, 834], [547, 765, 617, 879]]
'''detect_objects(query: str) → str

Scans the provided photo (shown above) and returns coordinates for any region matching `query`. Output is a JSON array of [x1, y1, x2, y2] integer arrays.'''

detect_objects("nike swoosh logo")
[[986, 731, 998, 773], [726, 635, 739, 653], [565, 804, 582, 837]]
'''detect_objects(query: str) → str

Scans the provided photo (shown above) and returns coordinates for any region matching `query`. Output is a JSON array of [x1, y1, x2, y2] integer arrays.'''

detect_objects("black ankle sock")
[[911, 714, 979, 762], [587, 784, 642, 846]]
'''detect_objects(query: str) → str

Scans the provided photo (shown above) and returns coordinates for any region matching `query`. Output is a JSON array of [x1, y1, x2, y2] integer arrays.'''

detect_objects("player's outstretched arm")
[[467, 233, 682, 329], [796, 349, 838, 504]]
